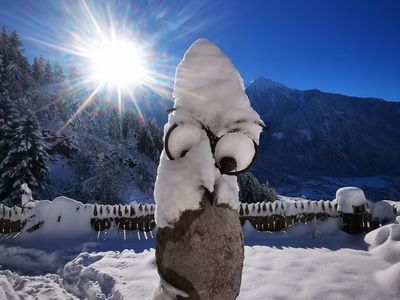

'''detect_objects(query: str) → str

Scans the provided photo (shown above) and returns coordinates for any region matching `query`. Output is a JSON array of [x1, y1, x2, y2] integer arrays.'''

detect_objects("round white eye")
[[214, 133, 257, 174], [165, 124, 203, 160]]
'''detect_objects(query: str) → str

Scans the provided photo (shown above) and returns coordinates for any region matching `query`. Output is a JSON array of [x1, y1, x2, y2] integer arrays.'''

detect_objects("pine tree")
[[78, 151, 121, 205], [0, 109, 49, 205], [238, 172, 278, 203], [44, 59, 54, 84], [53, 61, 64, 83], [148, 119, 163, 160], [0, 84, 19, 201], [4, 31, 30, 91], [0, 53, 4, 79], [31, 57, 43, 83], [0, 84, 22, 203], [133, 118, 163, 161]]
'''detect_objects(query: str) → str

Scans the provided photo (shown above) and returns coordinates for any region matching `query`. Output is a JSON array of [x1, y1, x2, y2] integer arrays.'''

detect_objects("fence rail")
[[0, 199, 399, 238]]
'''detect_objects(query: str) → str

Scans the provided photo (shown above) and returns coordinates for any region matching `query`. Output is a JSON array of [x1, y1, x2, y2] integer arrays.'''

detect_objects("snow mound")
[[365, 216, 400, 294], [372, 201, 397, 223], [0, 270, 77, 300], [0, 273, 19, 300], [11, 196, 94, 240], [375, 263, 400, 295], [336, 187, 368, 213], [1, 217, 400, 299], [241, 245, 395, 300], [62, 249, 158, 299], [365, 216, 400, 264]]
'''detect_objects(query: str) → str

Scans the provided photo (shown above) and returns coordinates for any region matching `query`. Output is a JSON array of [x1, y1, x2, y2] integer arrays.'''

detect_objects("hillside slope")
[[246, 77, 400, 200]]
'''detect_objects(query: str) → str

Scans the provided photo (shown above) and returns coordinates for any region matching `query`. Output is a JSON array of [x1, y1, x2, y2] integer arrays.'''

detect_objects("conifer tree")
[[44, 59, 54, 84], [0, 84, 22, 203], [238, 172, 278, 203], [4, 31, 30, 92], [0, 109, 49, 205], [53, 61, 65, 83], [31, 57, 43, 83]]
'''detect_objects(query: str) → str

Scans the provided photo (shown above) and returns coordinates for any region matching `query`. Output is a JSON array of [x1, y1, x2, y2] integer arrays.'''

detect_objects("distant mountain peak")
[[247, 77, 288, 91]]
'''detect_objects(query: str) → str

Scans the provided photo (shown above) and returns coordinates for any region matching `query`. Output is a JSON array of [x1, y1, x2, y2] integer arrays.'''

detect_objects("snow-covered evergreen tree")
[[238, 172, 278, 203], [53, 61, 64, 83], [44, 59, 54, 85], [0, 109, 49, 205], [1, 27, 165, 204], [0, 84, 22, 203], [134, 118, 163, 161], [77, 151, 122, 204], [32, 56, 46, 84], [1, 30, 31, 95]]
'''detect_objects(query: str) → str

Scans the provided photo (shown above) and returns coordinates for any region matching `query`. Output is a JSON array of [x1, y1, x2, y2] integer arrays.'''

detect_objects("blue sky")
[[0, 0, 399, 101]]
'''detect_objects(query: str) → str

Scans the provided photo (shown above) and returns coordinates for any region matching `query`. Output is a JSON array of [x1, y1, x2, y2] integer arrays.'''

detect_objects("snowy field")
[[1, 215, 399, 299]]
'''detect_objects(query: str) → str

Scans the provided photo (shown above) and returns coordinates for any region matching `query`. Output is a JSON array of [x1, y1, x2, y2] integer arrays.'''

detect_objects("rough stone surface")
[[156, 195, 244, 300]]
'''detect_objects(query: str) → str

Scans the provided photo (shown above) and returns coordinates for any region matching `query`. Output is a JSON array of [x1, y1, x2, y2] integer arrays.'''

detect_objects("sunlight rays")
[[126, 89, 145, 123], [59, 81, 105, 133], [80, 0, 105, 41], [8, 0, 215, 132]]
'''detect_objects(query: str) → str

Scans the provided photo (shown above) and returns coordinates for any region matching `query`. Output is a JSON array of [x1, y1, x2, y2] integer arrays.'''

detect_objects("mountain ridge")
[[245, 77, 400, 200], [247, 76, 399, 104]]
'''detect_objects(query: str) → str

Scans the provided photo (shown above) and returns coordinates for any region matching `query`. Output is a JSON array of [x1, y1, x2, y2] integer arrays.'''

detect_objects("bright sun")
[[89, 39, 147, 86]]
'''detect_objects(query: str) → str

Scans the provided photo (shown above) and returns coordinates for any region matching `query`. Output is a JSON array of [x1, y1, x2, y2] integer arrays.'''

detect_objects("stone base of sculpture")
[[156, 195, 244, 300]]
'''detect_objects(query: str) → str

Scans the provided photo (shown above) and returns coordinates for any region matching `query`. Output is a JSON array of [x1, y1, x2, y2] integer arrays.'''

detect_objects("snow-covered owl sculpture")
[[153, 39, 264, 300]]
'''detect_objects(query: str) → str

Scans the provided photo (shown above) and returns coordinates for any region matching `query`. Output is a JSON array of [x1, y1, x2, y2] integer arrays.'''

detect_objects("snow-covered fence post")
[[20, 183, 36, 209], [90, 203, 156, 236], [153, 39, 264, 299], [336, 187, 371, 234]]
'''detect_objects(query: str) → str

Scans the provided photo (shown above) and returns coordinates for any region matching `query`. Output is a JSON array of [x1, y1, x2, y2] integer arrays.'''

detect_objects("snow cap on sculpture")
[[155, 39, 264, 228], [171, 38, 264, 141]]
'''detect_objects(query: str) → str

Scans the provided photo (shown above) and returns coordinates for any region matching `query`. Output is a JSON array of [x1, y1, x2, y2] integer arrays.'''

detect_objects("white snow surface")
[[0, 270, 77, 300], [165, 123, 203, 159], [336, 186, 368, 213], [372, 200, 397, 222], [172, 38, 263, 140], [214, 132, 255, 171], [366, 216, 400, 294], [213, 174, 240, 210], [20, 183, 35, 208], [0, 197, 156, 259], [19, 196, 94, 240], [1, 218, 400, 299], [154, 137, 216, 228], [155, 39, 263, 228]]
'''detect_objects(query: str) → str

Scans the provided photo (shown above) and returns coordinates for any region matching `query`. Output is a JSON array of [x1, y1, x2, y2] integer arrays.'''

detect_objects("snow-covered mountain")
[[34, 76, 400, 203], [246, 77, 400, 200]]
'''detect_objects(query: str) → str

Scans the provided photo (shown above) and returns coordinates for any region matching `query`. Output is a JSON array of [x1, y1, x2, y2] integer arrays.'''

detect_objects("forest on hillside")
[[0, 28, 276, 206]]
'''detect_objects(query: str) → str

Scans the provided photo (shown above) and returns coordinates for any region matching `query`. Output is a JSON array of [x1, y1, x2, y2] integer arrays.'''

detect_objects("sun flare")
[[88, 39, 147, 86], [34, 0, 182, 132]]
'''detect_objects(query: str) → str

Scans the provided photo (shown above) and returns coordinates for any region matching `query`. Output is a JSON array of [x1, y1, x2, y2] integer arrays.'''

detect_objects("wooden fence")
[[90, 203, 156, 233], [0, 200, 399, 238], [238, 200, 399, 234]]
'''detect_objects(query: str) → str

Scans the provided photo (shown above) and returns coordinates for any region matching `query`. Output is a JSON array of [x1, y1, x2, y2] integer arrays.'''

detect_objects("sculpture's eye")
[[165, 124, 203, 160], [214, 133, 257, 175]]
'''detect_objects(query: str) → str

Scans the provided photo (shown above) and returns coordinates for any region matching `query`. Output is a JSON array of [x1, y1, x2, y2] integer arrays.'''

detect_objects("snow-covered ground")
[[1, 215, 399, 299]]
